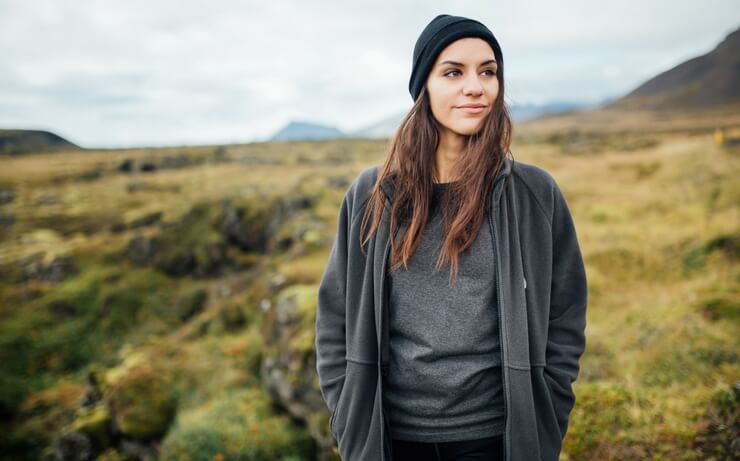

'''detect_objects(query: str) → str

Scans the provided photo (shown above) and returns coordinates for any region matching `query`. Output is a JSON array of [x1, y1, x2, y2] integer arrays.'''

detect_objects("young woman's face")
[[425, 37, 499, 138]]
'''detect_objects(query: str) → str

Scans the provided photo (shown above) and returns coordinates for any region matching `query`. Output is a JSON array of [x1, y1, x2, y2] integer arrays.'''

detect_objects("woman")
[[315, 14, 588, 461]]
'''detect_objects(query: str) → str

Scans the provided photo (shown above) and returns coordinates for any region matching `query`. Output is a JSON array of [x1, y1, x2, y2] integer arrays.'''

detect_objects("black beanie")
[[409, 14, 503, 101]]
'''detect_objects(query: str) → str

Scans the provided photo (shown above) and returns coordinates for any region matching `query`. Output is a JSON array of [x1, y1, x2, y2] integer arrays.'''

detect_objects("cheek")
[[428, 83, 455, 115], [487, 79, 500, 97], [432, 96, 451, 118]]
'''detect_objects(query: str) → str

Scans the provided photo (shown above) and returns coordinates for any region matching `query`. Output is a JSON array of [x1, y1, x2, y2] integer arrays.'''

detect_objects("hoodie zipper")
[[489, 204, 509, 461]]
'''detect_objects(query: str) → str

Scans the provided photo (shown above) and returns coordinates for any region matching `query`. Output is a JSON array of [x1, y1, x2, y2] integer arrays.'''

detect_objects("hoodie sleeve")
[[544, 181, 588, 440], [315, 190, 351, 417]]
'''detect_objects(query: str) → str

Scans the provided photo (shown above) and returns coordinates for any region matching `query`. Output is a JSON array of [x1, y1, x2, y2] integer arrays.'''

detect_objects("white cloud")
[[0, 0, 738, 147]]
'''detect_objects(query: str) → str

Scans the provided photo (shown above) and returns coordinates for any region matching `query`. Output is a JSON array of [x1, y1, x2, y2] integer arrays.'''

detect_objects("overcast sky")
[[1, 0, 738, 148]]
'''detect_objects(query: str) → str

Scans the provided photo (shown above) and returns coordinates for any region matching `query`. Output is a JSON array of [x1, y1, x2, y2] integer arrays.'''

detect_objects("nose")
[[462, 74, 484, 96]]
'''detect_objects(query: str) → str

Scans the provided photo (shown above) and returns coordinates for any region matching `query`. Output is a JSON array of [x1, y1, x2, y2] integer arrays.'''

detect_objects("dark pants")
[[391, 433, 504, 461]]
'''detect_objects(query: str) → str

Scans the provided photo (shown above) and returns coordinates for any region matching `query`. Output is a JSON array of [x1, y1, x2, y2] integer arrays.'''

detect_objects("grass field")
[[0, 107, 737, 460]]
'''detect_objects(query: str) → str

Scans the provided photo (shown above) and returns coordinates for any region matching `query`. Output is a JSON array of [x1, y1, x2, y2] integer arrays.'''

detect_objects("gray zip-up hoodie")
[[315, 157, 588, 461]]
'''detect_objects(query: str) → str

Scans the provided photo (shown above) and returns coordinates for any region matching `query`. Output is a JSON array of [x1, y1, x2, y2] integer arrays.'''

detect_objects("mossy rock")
[[70, 401, 112, 450], [159, 387, 314, 461], [153, 233, 229, 277], [271, 284, 317, 355], [129, 201, 234, 277], [271, 212, 327, 254], [219, 196, 275, 252], [103, 361, 176, 439]]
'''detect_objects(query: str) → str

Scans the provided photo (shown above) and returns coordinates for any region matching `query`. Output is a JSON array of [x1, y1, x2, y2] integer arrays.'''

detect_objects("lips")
[[456, 104, 487, 114]]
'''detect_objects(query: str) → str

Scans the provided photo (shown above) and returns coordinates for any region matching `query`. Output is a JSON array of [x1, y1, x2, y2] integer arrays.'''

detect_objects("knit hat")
[[409, 14, 503, 101]]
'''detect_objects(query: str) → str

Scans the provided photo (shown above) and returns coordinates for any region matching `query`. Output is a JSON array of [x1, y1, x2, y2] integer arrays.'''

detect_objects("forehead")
[[435, 37, 496, 64]]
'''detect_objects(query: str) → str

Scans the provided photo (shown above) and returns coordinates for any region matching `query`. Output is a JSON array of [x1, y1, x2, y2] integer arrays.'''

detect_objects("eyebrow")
[[438, 59, 497, 67]]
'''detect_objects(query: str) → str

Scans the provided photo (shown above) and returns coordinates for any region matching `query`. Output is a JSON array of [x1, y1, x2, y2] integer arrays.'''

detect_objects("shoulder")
[[354, 164, 381, 194], [510, 159, 564, 225], [343, 164, 381, 218], [511, 159, 557, 191]]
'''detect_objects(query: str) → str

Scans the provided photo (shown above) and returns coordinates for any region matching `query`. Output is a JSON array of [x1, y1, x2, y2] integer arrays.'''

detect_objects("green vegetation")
[[0, 117, 737, 460]]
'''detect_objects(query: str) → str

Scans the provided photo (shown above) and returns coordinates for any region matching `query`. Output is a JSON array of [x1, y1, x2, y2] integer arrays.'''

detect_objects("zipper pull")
[[523, 276, 527, 289]]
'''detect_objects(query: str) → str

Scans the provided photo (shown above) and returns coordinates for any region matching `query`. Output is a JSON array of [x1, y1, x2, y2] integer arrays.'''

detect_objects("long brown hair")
[[359, 78, 514, 287]]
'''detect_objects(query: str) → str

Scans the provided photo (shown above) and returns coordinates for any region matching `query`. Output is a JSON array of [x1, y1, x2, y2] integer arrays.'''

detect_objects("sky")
[[1, 0, 739, 148]]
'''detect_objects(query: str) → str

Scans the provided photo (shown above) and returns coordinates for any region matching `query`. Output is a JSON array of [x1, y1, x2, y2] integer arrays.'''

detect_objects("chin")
[[451, 123, 484, 137]]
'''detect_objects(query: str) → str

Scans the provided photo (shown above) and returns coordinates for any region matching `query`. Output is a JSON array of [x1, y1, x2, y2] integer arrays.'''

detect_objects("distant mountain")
[[269, 121, 345, 142], [604, 26, 740, 110], [0, 129, 80, 155]]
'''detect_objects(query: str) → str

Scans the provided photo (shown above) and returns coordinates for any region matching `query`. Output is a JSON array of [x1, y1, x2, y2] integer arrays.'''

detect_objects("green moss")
[[275, 285, 317, 354], [240, 328, 265, 375], [564, 383, 634, 458], [682, 233, 739, 274], [104, 361, 176, 439], [174, 286, 208, 322], [1, 380, 87, 459], [590, 211, 609, 223], [699, 295, 740, 322], [159, 387, 313, 461], [70, 401, 111, 449], [0, 334, 35, 416], [0, 257, 217, 419], [96, 448, 136, 461], [693, 381, 740, 460], [641, 345, 739, 387], [149, 201, 231, 276]]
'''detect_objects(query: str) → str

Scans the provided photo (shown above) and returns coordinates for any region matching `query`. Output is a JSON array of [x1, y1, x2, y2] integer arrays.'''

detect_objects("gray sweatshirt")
[[385, 182, 505, 442]]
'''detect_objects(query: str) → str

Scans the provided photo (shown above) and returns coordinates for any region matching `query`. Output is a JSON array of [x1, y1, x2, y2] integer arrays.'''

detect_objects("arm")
[[315, 192, 351, 418], [544, 182, 588, 440]]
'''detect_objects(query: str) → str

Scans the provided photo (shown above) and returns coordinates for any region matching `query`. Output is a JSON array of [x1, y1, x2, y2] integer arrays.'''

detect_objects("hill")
[[604, 26, 740, 110], [0, 129, 80, 156], [269, 121, 345, 141]]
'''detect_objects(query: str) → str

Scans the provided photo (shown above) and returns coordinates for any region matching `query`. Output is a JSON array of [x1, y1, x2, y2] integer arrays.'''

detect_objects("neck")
[[434, 127, 465, 183]]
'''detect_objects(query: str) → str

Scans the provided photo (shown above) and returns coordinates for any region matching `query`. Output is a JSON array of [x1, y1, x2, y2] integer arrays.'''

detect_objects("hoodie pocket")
[[543, 366, 576, 439], [329, 376, 347, 439], [323, 371, 346, 440], [333, 359, 381, 458], [532, 365, 564, 461]]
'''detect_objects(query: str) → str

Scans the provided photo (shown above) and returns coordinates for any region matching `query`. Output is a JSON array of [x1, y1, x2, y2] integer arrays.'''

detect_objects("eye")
[[444, 68, 497, 77]]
